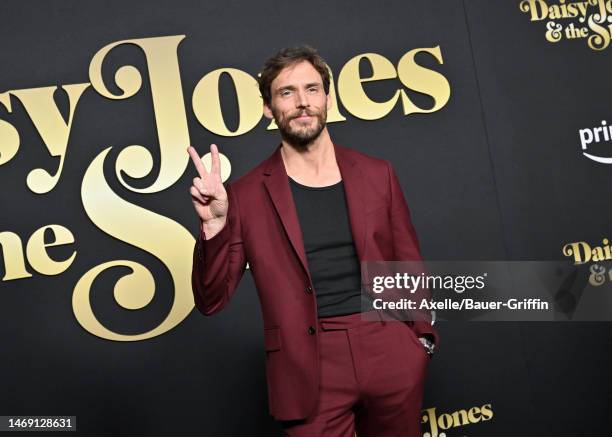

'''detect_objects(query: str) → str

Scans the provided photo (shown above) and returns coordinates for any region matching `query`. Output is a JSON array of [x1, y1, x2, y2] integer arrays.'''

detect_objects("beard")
[[272, 105, 327, 150]]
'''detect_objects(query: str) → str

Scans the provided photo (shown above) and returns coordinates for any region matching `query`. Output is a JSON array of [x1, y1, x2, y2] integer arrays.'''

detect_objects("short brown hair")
[[258, 45, 331, 106]]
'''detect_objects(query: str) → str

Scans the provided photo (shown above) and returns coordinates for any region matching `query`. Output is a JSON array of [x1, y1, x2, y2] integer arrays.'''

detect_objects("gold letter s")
[[74, 147, 194, 341]]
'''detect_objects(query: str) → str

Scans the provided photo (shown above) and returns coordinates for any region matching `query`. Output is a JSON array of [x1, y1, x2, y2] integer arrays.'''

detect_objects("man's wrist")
[[201, 217, 227, 240]]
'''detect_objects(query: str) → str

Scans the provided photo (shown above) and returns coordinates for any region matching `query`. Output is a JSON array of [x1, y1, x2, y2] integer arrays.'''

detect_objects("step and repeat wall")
[[1, 1, 611, 436]]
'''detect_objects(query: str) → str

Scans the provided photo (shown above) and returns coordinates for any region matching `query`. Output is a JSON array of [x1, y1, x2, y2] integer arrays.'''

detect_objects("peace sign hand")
[[187, 144, 229, 238]]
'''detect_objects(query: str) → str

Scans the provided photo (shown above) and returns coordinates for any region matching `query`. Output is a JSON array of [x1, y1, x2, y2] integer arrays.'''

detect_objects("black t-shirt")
[[289, 176, 370, 318]]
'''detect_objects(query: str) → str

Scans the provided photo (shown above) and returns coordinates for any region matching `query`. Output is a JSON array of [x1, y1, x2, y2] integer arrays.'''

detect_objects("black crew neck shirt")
[[288, 176, 369, 318]]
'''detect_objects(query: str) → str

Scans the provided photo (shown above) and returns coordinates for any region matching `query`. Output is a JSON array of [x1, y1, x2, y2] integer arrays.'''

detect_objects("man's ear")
[[263, 103, 273, 120], [326, 92, 332, 110]]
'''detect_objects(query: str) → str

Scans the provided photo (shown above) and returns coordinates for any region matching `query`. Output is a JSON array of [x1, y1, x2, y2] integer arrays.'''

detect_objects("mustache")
[[290, 109, 317, 119]]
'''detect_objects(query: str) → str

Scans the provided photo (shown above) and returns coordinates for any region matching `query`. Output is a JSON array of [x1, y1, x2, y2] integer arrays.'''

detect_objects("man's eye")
[[281, 90, 291, 97], [308, 87, 318, 93]]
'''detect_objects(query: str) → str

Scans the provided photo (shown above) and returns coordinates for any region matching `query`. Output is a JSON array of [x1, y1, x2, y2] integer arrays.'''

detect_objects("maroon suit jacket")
[[191, 142, 438, 421]]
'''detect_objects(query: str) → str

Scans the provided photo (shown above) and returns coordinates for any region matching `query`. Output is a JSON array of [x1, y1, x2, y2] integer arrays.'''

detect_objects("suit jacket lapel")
[[263, 145, 310, 278], [334, 143, 367, 262], [262, 142, 367, 280]]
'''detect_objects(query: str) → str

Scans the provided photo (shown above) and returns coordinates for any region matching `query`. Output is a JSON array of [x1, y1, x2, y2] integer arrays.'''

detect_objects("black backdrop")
[[1, 1, 611, 436]]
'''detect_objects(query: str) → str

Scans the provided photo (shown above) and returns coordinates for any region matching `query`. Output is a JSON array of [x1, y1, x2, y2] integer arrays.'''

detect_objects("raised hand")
[[187, 144, 228, 238]]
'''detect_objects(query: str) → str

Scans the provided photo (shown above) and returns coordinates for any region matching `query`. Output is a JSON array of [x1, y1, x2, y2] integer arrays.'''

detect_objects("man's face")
[[264, 60, 331, 149]]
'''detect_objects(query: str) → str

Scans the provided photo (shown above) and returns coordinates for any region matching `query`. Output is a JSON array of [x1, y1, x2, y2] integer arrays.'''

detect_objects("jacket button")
[[305, 285, 313, 294], [308, 326, 316, 335]]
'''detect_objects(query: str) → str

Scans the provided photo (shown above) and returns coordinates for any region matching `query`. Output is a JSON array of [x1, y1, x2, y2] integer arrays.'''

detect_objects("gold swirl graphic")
[[88, 35, 190, 193], [518, 0, 531, 14], [588, 14, 610, 50], [74, 147, 194, 341]]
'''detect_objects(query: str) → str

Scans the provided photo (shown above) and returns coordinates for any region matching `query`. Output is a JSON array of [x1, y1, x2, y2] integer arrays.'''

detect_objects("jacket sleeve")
[[191, 183, 247, 316], [387, 161, 440, 347]]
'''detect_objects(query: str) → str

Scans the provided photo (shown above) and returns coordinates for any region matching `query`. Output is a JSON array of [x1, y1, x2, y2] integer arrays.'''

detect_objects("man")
[[188, 45, 438, 437]]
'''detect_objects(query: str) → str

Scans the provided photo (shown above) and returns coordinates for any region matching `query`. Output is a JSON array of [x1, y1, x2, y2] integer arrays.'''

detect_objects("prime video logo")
[[579, 120, 612, 164]]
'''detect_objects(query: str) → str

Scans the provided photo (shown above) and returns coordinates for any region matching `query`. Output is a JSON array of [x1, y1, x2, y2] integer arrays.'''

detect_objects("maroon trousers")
[[280, 310, 430, 437]]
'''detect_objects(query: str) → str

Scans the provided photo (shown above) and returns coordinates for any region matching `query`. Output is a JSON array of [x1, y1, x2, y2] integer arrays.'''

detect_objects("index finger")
[[187, 146, 208, 179]]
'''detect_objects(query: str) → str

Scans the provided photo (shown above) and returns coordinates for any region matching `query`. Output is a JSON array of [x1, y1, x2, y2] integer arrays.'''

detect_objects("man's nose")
[[295, 89, 309, 108]]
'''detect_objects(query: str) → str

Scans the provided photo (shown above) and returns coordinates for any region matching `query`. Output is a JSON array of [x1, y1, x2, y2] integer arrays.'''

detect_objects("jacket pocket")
[[263, 326, 282, 352]]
